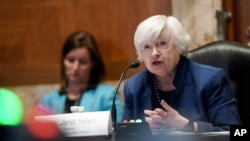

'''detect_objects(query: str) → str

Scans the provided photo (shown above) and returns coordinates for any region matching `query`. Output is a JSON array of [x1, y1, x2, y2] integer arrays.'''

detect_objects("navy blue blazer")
[[123, 56, 241, 132]]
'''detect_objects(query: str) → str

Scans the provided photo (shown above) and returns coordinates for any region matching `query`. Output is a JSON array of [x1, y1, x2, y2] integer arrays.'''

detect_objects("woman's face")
[[140, 28, 180, 77], [63, 47, 94, 84]]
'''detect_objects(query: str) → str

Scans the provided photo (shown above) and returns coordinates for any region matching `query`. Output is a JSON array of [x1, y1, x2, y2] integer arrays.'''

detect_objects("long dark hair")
[[59, 31, 105, 93]]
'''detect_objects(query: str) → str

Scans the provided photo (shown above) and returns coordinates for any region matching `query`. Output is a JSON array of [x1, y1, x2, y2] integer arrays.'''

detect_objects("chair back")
[[188, 40, 250, 125]]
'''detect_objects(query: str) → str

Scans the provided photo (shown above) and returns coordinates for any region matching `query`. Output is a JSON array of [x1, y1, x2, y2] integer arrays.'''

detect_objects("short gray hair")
[[134, 15, 191, 61]]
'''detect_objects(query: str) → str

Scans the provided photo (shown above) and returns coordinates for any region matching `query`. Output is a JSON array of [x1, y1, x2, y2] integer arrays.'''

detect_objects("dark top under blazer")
[[123, 56, 241, 132]]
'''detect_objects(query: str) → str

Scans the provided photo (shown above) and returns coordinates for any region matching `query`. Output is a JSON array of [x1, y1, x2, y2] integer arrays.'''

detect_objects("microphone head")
[[130, 61, 140, 68]]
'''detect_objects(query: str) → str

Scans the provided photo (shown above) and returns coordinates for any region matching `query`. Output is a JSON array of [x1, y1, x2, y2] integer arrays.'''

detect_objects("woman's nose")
[[151, 46, 160, 57], [72, 61, 80, 70]]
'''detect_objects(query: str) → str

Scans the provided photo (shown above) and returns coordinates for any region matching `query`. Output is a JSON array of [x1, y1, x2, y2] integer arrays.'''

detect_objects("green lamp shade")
[[0, 88, 24, 126]]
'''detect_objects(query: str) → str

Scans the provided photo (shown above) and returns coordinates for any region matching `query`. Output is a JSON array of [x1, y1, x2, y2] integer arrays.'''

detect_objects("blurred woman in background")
[[39, 31, 123, 122]]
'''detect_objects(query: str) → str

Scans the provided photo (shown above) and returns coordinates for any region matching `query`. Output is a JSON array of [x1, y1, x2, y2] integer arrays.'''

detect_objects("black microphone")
[[111, 61, 140, 131]]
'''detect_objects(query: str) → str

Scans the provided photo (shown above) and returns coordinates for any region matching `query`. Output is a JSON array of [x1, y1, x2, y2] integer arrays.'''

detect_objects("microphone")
[[111, 61, 140, 131]]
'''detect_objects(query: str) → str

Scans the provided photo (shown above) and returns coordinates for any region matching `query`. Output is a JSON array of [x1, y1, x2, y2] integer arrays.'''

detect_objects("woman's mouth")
[[152, 61, 162, 65]]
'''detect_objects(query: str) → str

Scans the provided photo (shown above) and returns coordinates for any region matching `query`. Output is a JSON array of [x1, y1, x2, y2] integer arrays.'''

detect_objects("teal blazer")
[[39, 83, 124, 122]]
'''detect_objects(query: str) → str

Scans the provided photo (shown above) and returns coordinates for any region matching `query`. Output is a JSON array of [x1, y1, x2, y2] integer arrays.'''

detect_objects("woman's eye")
[[144, 45, 151, 49], [79, 60, 88, 65], [67, 58, 75, 63], [160, 41, 167, 46]]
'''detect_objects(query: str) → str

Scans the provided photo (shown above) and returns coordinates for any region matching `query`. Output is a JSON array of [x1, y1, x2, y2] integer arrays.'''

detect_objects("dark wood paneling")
[[0, 0, 171, 86], [0, 66, 60, 86], [223, 0, 250, 45], [233, 0, 250, 45], [223, 0, 235, 40]]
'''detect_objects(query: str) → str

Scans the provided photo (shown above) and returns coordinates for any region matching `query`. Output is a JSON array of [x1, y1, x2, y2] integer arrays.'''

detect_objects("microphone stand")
[[111, 61, 139, 131]]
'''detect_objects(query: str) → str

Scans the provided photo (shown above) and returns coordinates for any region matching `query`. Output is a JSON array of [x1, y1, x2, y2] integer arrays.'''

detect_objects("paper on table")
[[200, 131, 229, 136], [153, 129, 229, 136]]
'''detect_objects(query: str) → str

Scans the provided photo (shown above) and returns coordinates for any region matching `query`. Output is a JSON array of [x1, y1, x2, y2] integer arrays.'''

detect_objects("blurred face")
[[63, 47, 94, 84], [140, 28, 180, 77]]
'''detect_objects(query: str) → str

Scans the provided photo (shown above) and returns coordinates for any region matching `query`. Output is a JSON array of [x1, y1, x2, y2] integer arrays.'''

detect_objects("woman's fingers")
[[144, 109, 157, 117], [160, 100, 173, 112]]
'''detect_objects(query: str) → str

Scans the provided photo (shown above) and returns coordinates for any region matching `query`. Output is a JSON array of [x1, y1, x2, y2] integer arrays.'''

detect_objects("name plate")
[[35, 111, 112, 137]]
